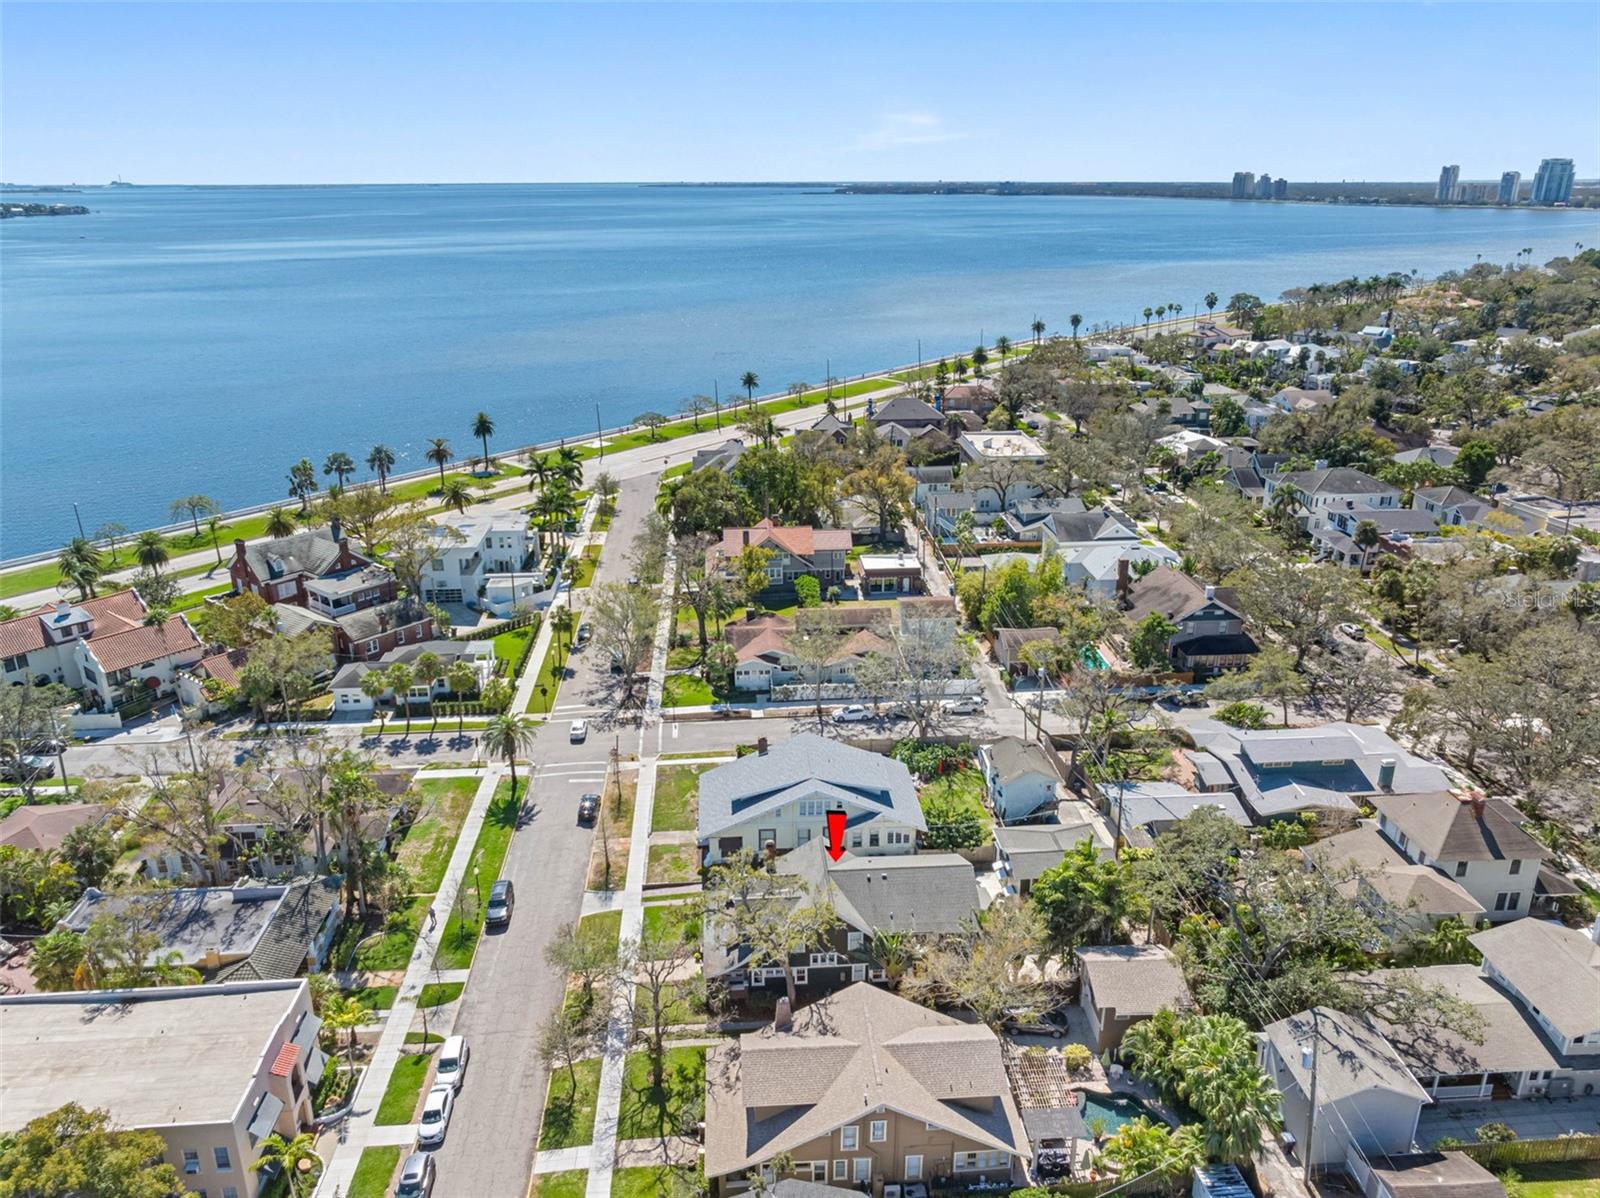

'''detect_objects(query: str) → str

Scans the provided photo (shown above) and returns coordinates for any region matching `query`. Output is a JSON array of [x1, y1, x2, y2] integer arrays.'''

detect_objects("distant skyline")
[[4, 2, 1598, 186]]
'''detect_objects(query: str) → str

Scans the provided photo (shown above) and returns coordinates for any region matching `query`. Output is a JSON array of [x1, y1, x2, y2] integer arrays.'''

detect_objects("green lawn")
[[331, 894, 431, 973], [579, 908, 622, 953], [918, 765, 988, 822], [538, 1056, 604, 1150], [169, 582, 234, 613], [405, 1031, 444, 1046], [645, 843, 698, 886], [492, 621, 538, 677], [347, 1146, 403, 1198], [640, 903, 700, 956], [418, 981, 464, 1008], [532, 1171, 588, 1198], [1514, 1161, 1600, 1197], [348, 985, 397, 1013], [650, 764, 707, 832], [611, 1166, 704, 1198], [661, 674, 714, 708], [524, 637, 572, 714], [374, 1051, 434, 1125], [633, 981, 705, 1026], [434, 778, 523, 969], [398, 777, 479, 893], [616, 1046, 707, 1141], [572, 544, 600, 588]]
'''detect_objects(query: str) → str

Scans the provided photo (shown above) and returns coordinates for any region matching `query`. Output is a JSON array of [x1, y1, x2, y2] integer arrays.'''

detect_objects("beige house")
[[0, 979, 324, 1198], [705, 983, 1028, 1194], [1076, 945, 1193, 1054]]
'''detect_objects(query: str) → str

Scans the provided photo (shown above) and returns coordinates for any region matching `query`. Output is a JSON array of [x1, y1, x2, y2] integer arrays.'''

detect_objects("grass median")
[[374, 1051, 434, 1125], [348, 1146, 404, 1198], [537, 1056, 603, 1151], [616, 1047, 707, 1141], [433, 778, 523, 970]]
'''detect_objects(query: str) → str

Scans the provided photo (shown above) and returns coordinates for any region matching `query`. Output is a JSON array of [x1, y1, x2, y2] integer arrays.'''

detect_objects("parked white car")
[[831, 704, 871, 723], [417, 1084, 454, 1148], [434, 1035, 469, 1092], [941, 696, 984, 715], [569, 719, 588, 743]]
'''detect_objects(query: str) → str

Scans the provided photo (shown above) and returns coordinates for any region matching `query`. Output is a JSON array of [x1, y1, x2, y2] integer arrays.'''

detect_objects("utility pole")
[[595, 403, 604, 461], [72, 502, 86, 540], [1303, 1007, 1321, 1187]]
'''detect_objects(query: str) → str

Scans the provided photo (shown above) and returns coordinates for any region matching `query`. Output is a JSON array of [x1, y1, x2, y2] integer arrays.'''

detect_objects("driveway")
[[1414, 1095, 1600, 1147]]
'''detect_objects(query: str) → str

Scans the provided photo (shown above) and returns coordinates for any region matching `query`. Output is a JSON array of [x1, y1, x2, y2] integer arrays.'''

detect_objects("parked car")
[[941, 696, 984, 715], [0, 755, 54, 782], [569, 719, 588, 743], [485, 879, 514, 928], [626, 575, 641, 588], [575, 622, 592, 648], [577, 793, 600, 824], [1339, 622, 1366, 640], [434, 1035, 469, 1092], [394, 1152, 436, 1198], [831, 704, 871, 723], [416, 1085, 454, 1148]]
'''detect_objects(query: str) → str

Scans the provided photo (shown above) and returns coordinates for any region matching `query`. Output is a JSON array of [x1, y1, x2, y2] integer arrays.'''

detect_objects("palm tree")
[[413, 650, 443, 732], [1142, 306, 1154, 330], [56, 539, 103, 601], [286, 459, 319, 512], [1204, 291, 1219, 317], [93, 522, 128, 566], [360, 670, 389, 722], [385, 662, 414, 735], [446, 660, 478, 735], [471, 411, 496, 472], [483, 712, 538, 796], [526, 455, 553, 495], [439, 477, 473, 514], [170, 494, 220, 538], [264, 507, 297, 538], [1170, 301, 1183, 324], [555, 447, 583, 488], [994, 334, 1011, 362], [366, 444, 396, 492], [740, 371, 760, 408], [322, 452, 356, 491], [251, 1131, 322, 1198], [206, 515, 225, 566], [425, 438, 455, 491], [551, 606, 575, 653], [133, 530, 169, 573], [1069, 313, 1082, 339], [1031, 317, 1046, 344]]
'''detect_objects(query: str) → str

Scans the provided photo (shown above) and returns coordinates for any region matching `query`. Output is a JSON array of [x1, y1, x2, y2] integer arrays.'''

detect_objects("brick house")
[[713, 520, 852, 591], [229, 519, 384, 607], [272, 598, 434, 664]]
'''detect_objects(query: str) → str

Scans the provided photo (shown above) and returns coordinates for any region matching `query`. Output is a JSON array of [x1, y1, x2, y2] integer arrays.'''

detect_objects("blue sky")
[[5, 2, 1597, 185]]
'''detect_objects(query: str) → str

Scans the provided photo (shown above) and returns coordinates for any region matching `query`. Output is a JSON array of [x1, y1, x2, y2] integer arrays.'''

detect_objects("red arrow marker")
[[826, 810, 847, 861]]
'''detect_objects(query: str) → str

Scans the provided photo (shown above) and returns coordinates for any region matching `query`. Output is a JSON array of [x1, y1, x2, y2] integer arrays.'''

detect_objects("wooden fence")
[[1459, 1134, 1600, 1169]]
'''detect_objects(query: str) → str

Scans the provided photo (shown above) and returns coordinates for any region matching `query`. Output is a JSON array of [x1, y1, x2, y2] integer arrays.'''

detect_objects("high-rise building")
[[1531, 158, 1575, 205], [1437, 164, 1461, 202], [1272, 177, 1288, 200], [1461, 182, 1496, 204], [1256, 173, 1274, 199], [1231, 171, 1255, 199], [1498, 171, 1522, 204]]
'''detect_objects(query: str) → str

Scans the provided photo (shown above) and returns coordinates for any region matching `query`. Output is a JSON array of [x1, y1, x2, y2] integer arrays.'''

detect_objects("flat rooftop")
[[0, 980, 306, 1131]]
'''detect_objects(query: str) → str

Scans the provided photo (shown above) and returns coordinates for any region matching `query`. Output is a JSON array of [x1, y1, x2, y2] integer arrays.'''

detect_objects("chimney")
[[742, 529, 750, 547], [1204, 584, 1216, 601], [330, 515, 344, 544], [234, 537, 248, 562], [774, 996, 792, 1031], [55, 600, 71, 618], [757, 737, 768, 756], [1116, 557, 1131, 603], [1377, 759, 1396, 790], [1459, 791, 1486, 820]]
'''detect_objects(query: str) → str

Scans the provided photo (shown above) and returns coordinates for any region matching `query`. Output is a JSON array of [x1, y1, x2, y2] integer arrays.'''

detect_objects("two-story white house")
[[1470, 918, 1600, 1082], [1260, 467, 1402, 532], [697, 734, 925, 865], [1368, 792, 1546, 921], [419, 514, 540, 616], [977, 737, 1061, 824]]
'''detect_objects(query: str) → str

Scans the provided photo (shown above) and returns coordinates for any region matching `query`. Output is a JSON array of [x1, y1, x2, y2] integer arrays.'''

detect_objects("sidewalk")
[[317, 765, 506, 1196]]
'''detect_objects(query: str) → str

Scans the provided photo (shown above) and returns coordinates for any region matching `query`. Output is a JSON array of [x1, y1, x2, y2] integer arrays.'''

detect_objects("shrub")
[[890, 738, 972, 780], [1432, 1136, 1465, 1150], [1061, 1043, 1093, 1074], [1215, 701, 1270, 729], [794, 574, 822, 608], [1475, 1122, 1518, 1143]]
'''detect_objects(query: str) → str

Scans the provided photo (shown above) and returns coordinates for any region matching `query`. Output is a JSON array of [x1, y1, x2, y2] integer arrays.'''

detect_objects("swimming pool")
[[1075, 1090, 1166, 1136]]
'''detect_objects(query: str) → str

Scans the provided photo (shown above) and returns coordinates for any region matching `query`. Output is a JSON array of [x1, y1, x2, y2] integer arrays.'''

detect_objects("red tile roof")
[[718, 519, 851, 560], [82, 615, 201, 673], [0, 591, 148, 661], [194, 647, 249, 688], [269, 1042, 300, 1078]]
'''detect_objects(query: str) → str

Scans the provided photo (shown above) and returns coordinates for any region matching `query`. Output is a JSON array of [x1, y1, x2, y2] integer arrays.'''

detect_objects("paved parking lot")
[[1415, 1095, 1600, 1145]]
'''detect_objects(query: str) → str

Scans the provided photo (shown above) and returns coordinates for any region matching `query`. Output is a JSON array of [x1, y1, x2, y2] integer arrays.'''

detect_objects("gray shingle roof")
[[214, 877, 342, 982], [1367, 794, 1545, 863], [1468, 920, 1600, 1041], [982, 737, 1059, 786], [1264, 1007, 1428, 1105], [1361, 966, 1561, 1077], [870, 395, 943, 426], [1075, 945, 1191, 1019], [778, 839, 980, 935], [1120, 566, 1242, 625], [697, 734, 922, 841], [245, 529, 345, 581], [1275, 467, 1399, 496]]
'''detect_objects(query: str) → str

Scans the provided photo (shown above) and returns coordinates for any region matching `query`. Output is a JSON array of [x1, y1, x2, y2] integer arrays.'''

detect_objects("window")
[[850, 830, 862, 848], [854, 1159, 872, 1183], [804, 1163, 827, 1182], [792, 967, 808, 985], [214, 1146, 232, 1171], [183, 1151, 201, 1175], [840, 1126, 859, 1150], [833, 1161, 847, 1181], [852, 963, 867, 982], [869, 1120, 887, 1143], [1495, 892, 1510, 911], [798, 799, 827, 818], [1507, 892, 1520, 911], [886, 830, 910, 846], [868, 832, 880, 848], [846, 931, 864, 950], [1509, 858, 1522, 875], [905, 1155, 923, 1180], [223, 1189, 239, 1198], [758, 829, 777, 849], [2, 654, 25, 673], [955, 1150, 1009, 1171], [1455, 861, 1469, 877], [366, 639, 380, 656]]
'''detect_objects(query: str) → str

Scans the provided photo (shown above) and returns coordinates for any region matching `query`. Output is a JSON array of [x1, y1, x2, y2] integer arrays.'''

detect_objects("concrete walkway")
[[583, 544, 679, 1198], [317, 765, 506, 1195]]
